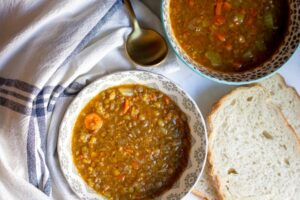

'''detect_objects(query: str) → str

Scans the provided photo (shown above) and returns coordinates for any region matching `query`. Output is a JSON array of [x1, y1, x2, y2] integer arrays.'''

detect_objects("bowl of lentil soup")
[[162, 0, 300, 84], [58, 71, 207, 200]]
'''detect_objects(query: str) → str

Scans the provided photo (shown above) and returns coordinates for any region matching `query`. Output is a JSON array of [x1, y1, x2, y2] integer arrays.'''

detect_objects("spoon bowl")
[[126, 29, 168, 66], [124, 0, 168, 66]]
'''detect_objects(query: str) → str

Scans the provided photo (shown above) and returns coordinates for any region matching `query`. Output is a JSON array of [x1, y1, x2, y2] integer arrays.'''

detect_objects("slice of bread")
[[193, 74, 300, 200], [191, 189, 209, 200], [259, 74, 300, 136], [208, 86, 300, 200], [194, 164, 219, 200]]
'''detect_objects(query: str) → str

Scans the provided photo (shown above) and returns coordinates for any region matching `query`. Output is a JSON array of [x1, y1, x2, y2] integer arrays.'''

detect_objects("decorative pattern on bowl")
[[58, 70, 208, 200], [161, 0, 300, 85]]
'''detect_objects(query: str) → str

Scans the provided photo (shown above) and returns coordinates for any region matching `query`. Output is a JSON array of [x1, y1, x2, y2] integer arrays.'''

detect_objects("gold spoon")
[[124, 0, 168, 66]]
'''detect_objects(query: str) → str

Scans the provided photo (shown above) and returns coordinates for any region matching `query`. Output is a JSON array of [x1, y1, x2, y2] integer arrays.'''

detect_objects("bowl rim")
[[160, 0, 299, 85], [57, 70, 208, 200]]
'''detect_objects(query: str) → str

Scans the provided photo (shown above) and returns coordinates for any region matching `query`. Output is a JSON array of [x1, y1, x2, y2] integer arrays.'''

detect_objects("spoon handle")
[[123, 0, 140, 31]]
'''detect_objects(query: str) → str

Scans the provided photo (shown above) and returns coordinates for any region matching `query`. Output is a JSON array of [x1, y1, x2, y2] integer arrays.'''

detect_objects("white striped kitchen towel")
[[0, 0, 179, 199]]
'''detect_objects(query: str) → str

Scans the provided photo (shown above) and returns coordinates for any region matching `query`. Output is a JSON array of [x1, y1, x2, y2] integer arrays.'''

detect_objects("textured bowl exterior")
[[58, 70, 207, 200], [161, 0, 300, 85]]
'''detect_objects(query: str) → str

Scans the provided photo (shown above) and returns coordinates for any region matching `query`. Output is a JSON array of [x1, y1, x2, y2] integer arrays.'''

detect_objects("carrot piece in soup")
[[225, 43, 232, 51], [132, 161, 140, 170], [232, 62, 243, 69], [124, 147, 134, 155], [122, 98, 130, 114], [215, 32, 226, 42], [188, 0, 195, 7], [84, 113, 103, 132], [164, 96, 170, 105], [223, 2, 232, 11], [117, 175, 126, 182], [214, 15, 226, 25], [215, 0, 223, 16]]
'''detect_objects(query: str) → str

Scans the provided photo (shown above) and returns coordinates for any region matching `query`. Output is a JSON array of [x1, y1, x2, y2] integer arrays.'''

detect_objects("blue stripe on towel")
[[36, 94, 47, 153], [0, 81, 85, 115], [43, 178, 52, 196], [38, 153, 45, 188], [0, 96, 31, 115], [47, 85, 65, 111], [0, 77, 39, 94], [35, 89, 46, 117], [38, 151, 51, 196], [0, 88, 32, 101], [27, 117, 38, 188]]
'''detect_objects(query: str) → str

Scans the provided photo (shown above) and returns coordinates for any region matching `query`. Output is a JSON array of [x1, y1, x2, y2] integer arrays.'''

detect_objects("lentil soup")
[[72, 84, 191, 200], [169, 0, 289, 72]]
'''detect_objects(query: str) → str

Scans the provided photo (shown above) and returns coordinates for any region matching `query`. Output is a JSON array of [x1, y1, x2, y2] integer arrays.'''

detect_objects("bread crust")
[[255, 73, 300, 136], [193, 161, 222, 200], [274, 74, 300, 103], [191, 190, 209, 200], [272, 74, 300, 136], [207, 85, 300, 200]]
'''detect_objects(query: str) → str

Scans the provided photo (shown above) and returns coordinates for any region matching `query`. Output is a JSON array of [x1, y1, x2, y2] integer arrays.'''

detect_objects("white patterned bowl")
[[58, 70, 207, 200]]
